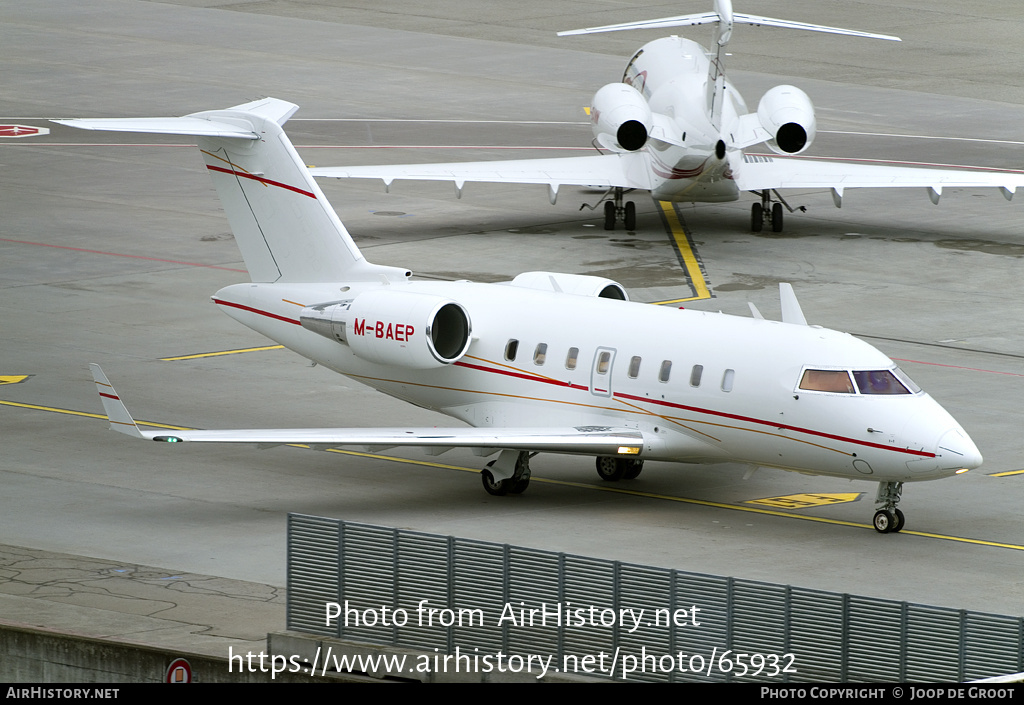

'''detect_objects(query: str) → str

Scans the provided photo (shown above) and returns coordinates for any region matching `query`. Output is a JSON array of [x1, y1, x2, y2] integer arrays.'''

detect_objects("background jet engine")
[[590, 82, 653, 152], [756, 85, 817, 155], [300, 290, 472, 369], [508, 271, 628, 300]]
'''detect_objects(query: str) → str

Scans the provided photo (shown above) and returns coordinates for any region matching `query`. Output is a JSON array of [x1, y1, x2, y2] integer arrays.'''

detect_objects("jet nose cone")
[[936, 428, 983, 472]]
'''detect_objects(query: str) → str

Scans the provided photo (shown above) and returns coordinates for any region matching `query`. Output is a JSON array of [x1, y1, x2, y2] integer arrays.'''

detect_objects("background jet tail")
[[559, 0, 899, 132], [56, 98, 409, 284]]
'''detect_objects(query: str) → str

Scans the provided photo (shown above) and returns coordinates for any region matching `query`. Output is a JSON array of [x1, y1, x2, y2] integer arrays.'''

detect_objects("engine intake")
[[591, 83, 653, 152], [756, 85, 816, 155], [300, 289, 472, 368]]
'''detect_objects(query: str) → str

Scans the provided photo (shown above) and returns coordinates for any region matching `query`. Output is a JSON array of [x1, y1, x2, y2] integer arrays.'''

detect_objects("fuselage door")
[[590, 347, 616, 397]]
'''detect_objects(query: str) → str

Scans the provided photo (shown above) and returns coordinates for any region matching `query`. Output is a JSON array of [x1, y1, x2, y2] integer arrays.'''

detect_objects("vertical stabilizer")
[[56, 99, 409, 284]]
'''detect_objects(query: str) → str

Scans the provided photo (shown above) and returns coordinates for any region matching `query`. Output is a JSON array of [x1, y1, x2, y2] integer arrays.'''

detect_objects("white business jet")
[[59, 98, 980, 534], [310, 0, 1024, 233]]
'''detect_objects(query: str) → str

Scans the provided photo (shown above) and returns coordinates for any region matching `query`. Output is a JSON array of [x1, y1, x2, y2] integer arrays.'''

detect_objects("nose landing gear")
[[873, 481, 905, 533]]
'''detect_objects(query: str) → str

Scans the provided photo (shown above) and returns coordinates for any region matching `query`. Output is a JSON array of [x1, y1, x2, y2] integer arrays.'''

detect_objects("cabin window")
[[852, 370, 911, 395], [628, 356, 641, 379], [659, 360, 672, 383], [690, 364, 703, 387], [799, 369, 854, 394], [566, 347, 579, 370], [721, 368, 735, 393], [597, 351, 612, 375], [534, 343, 547, 366], [505, 339, 519, 362]]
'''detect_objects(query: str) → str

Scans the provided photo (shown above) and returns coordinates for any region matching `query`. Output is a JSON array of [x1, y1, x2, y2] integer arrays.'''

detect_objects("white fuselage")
[[213, 278, 979, 484], [625, 36, 745, 203]]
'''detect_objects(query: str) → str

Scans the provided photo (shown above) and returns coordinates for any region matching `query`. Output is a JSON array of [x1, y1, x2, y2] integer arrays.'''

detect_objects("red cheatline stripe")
[[0, 238, 247, 272], [613, 391, 934, 458], [213, 298, 301, 325], [99, 392, 119, 401], [459, 359, 934, 459], [206, 165, 316, 199]]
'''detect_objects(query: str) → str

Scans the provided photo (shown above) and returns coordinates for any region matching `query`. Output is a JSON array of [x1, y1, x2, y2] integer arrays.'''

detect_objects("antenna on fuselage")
[[779, 283, 808, 326]]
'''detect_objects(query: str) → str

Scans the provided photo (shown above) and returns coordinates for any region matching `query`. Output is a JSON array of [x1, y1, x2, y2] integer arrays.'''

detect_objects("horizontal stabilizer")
[[559, 11, 898, 42], [53, 98, 299, 138]]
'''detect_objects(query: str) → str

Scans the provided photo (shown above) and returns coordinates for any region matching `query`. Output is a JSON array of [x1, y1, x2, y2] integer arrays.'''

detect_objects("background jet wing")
[[735, 155, 1024, 203], [310, 152, 654, 194], [90, 364, 645, 457]]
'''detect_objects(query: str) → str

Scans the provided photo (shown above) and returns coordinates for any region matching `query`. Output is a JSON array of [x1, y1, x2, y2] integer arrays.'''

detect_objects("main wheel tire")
[[481, 468, 510, 496], [751, 203, 763, 232], [596, 456, 626, 481], [604, 201, 616, 230], [624, 201, 636, 231], [892, 508, 905, 533], [771, 202, 784, 232], [623, 459, 644, 479], [873, 509, 895, 534], [509, 476, 530, 494]]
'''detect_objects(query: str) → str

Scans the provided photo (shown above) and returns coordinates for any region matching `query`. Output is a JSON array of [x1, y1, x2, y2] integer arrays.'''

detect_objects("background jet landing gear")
[[595, 456, 644, 481], [585, 187, 636, 231], [481, 450, 532, 496], [872, 481, 905, 533], [750, 190, 805, 233]]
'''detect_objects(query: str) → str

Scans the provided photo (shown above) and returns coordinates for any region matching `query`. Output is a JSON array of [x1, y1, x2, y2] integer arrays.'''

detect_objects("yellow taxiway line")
[[650, 201, 712, 305], [160, 345, 285, 361]]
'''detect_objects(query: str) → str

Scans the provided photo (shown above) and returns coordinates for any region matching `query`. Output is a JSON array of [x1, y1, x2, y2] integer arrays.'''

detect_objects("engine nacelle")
[[508, 271, 628, 300], [591, 83, 653, 152], [300, 289, 472, 369], [756, 85, 816, 155]]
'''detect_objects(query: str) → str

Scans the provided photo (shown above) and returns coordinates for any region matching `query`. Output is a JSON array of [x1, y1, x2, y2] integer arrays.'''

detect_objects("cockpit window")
[[799, 369, 854, 394], [893, 367, 922, 393], [852, 370, 911, 395], [799, 367, 920, 395]]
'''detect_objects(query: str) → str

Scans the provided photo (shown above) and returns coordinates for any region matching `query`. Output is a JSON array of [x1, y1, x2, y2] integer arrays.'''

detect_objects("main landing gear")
[[480, 453, 646, 496], [583, 187, 636, 231], [595, 456, 644, 481], [872, 481, 905, 534], [481, 450, 532, 496], [750, 189, 805, 233]]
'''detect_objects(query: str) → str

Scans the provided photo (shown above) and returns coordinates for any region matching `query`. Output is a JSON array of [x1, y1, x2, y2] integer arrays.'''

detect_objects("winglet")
[[89, 364, 143, 438], [779, 283, 808, 325]]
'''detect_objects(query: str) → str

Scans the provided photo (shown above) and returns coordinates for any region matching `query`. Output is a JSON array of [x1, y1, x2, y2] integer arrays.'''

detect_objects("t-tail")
[[558, 0, 900, 130], [55, 98, 409, 285]]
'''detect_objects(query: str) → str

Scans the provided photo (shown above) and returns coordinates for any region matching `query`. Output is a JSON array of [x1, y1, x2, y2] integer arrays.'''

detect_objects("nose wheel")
[[873, 481, 905, 533]]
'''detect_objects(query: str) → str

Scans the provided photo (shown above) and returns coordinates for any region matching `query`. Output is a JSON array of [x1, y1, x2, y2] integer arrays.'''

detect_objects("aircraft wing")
[[734, 155, 1024, 204], [309, 152, 655, 197], [90, 364, 645, 457]]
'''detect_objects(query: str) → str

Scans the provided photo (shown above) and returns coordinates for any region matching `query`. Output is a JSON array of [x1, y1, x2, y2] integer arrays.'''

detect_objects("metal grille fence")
[[287, 514, 1023, 682]]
